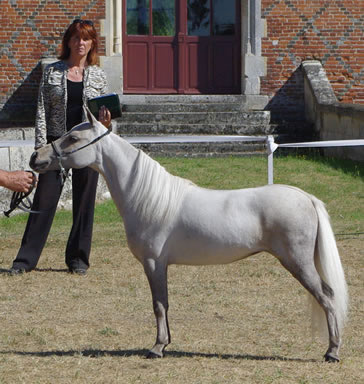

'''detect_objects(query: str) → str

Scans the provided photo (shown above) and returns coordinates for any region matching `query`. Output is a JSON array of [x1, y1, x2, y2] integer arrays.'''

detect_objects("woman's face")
[[68, 33, 93, 58]]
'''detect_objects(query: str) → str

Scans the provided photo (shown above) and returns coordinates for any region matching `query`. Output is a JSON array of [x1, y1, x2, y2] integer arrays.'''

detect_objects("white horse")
[[30, 109, 348, 362]]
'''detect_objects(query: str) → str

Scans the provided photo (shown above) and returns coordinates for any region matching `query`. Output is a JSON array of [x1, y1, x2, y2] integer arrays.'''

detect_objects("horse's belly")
[[166, 215, 263, 266], [167, 240, 257, 265]]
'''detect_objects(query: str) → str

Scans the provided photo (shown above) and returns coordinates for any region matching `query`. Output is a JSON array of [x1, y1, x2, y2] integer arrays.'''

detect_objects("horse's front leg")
[[143, 258, 170, 358]]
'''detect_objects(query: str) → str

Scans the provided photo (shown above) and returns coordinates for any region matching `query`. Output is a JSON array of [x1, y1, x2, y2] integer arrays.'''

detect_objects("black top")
[[66, 79, 84, 131]]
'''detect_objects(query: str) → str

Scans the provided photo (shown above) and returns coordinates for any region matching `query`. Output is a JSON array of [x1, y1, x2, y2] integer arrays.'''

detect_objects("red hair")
[[59, 21, 98, 65]]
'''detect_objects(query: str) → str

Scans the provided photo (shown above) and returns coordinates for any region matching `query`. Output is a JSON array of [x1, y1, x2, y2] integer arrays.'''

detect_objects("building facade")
[[0, 0, 363, 125]]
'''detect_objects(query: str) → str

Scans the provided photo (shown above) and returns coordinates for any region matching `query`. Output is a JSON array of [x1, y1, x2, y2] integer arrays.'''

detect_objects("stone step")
[[116, 122, 273, 136], [119, 110, 270, 125], [116, 96, 271, 156], [119, 94, 268, 110], [122, 103, 247, 113], [130, 140, 268, 158]]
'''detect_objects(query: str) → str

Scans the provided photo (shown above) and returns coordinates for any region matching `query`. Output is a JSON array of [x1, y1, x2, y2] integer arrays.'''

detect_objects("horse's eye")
[[69, 135, 78, 143]]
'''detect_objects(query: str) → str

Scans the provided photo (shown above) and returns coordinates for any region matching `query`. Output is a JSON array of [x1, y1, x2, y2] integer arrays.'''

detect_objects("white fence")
[[266, 136, 364, 184], [1, 136, 363, 187], [125, 135, 364, 185]]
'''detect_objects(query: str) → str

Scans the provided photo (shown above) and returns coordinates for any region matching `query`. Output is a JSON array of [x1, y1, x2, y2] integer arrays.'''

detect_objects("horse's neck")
[[98, 134, 139, 215], [99, 134, 191, 226]]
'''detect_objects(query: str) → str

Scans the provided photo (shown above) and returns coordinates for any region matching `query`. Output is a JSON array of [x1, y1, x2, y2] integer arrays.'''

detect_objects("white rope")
[[0, 140, 34, 148], [124, 135, 267, 144], [278, 139, 364, 149]]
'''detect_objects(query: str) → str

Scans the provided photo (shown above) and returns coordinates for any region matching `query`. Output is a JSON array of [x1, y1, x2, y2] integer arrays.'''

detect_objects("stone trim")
[[103, 0, 268, 100], [302, 60, 363, 162], [241, 0, 267, 96], [100, 0, 123, 93]]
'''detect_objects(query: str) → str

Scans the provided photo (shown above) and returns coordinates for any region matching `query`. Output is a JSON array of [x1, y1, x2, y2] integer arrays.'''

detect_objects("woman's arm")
[[98, 69, 112, 128], [34, 69, 50, 149]]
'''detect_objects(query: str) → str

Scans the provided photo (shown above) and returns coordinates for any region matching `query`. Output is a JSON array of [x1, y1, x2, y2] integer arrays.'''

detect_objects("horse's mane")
[[127, 150, 194, 224]]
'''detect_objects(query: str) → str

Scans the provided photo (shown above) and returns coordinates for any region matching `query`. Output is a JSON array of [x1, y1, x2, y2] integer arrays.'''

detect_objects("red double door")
[[123, 0, 241, 94]]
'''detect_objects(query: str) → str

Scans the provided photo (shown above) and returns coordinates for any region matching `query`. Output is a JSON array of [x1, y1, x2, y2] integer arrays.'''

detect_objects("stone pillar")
[[100, 0, 123, 94], [241, 0, 267, 100]]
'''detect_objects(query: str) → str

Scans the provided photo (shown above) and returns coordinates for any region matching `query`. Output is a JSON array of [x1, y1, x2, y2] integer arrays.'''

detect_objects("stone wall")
[[303, 60, 364, 162], [0, 0, 106, 126], [261, 0, 364, 121]]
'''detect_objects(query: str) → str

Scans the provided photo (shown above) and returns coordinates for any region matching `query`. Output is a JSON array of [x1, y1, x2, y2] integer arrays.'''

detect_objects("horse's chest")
[[125, 224, 169, 261]]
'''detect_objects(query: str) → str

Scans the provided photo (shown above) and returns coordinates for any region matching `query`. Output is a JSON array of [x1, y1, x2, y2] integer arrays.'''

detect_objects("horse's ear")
[[84, 106, 98, 126]]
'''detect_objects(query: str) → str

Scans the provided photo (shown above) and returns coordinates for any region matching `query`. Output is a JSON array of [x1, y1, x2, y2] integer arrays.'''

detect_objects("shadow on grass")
[[277, 149, 364, 180], [0, 348, 318, 363], [0, 268, 69, 274], [35, 268, 69, 273]]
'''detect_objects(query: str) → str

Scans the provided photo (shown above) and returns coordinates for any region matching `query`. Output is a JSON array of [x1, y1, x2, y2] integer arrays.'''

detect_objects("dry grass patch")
[[0, 237, 363, 383]]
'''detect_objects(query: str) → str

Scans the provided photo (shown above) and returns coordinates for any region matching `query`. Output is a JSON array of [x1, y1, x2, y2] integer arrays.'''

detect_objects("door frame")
[[101, 0, 267, 97]]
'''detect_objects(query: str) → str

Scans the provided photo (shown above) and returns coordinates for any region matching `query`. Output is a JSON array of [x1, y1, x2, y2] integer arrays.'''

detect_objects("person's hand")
[[98, 105, 111, 128], [5, 171, 37, 193]]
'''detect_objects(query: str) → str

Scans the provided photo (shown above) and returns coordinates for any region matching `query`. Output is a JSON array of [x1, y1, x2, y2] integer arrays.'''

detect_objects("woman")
[[10, 19, 111, 275]]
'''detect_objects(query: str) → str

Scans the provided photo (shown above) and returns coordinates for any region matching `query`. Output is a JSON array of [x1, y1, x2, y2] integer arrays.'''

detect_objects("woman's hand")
[[98, 105, 111, 128]]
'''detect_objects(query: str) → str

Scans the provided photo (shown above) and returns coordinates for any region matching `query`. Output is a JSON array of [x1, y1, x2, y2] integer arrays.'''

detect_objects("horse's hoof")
[[324, 353, 340, 363], [146, 351, 163, 359]]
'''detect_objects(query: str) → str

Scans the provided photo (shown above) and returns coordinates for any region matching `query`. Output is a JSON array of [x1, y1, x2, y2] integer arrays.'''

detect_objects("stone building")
[[0, 0, 363, 212], [0, 0, 363, 126]]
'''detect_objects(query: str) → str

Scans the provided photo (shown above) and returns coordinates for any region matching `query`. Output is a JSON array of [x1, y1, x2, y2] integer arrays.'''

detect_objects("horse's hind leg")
[[318, 281, 342, 363], [279, 257, 341, 362], [143, 258, 170, 358]]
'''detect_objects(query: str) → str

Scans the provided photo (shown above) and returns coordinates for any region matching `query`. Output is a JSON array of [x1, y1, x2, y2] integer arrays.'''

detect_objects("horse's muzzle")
[[29, 151, 38, 168], [29, 151, 49, 173]]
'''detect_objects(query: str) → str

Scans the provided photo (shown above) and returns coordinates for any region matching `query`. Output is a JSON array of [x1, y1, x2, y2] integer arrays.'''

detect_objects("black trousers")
[[12, 167, 99, 271]]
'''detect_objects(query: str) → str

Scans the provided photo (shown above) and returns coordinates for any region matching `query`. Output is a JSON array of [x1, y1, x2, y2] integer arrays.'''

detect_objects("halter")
[[50, 128, 111, 195], [51, 141, 69, 184], [51, 128, 111, 165]]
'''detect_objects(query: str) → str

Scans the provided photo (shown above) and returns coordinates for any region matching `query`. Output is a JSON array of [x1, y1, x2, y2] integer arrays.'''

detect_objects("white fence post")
[[266, 135, 277, 185]]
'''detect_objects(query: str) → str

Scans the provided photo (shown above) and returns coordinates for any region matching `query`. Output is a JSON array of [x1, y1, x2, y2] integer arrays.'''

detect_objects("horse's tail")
[[309, 196, 348, 338]]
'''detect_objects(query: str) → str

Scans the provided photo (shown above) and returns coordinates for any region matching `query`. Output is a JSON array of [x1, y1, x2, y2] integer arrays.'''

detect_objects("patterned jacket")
[[35, 60, 108, 149]]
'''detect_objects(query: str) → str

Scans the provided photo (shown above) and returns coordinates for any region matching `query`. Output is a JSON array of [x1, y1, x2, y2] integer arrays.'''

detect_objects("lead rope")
[[3, 167, 68, 217], [4, 171, 38, 217]]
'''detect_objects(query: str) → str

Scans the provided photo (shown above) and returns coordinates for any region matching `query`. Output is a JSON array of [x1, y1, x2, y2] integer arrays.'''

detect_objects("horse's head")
[[30, 108, 111, 173]]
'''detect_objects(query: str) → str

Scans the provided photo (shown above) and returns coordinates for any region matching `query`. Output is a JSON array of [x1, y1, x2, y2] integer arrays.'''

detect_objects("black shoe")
[[8, 267, 26, 275], [69, 268, 87, 275]]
